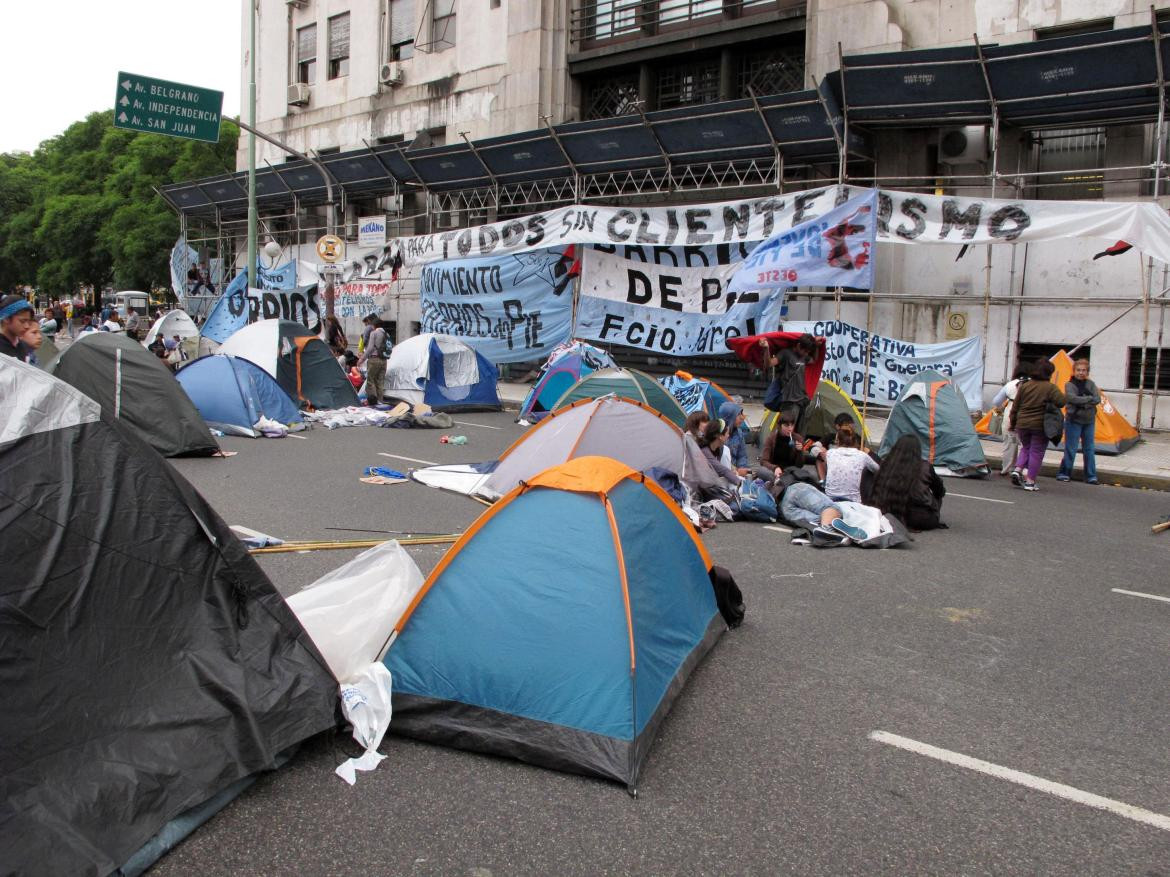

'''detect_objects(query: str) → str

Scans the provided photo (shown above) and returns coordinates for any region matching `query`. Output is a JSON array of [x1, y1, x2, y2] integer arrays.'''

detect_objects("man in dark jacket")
[[761, 333, 816, 421], [1057, 357, 1101, 484]]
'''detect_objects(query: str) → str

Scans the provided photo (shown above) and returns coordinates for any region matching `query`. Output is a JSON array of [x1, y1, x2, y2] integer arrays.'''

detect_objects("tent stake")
[[250, 535, 460, 554]]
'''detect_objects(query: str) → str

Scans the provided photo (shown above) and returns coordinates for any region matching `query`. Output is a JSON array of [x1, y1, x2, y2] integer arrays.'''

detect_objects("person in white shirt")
[[823, 423, 878, 503]]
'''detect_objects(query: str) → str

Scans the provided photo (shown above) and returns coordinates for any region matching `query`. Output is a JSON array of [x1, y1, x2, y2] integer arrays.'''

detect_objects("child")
[[823, 423, 878, 503], [1057, 357, 1100, 484]]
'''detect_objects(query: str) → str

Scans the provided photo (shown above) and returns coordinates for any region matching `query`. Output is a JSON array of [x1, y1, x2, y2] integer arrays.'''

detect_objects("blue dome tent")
[[386, 333, 501, 411], [385, 456, 724, 791], [176, 355, 304, 437]]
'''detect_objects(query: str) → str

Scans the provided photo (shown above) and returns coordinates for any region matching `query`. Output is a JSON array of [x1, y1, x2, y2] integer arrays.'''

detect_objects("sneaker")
[[1055, 474, 1071, 482], [830, 518, 868, 541], [1023, 481, 1039, 492], [1010, 469, 1023, 486], [1087, 479, 1099, 485]]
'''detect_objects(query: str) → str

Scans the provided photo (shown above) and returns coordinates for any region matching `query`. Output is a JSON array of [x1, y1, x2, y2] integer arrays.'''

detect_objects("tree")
[[0, 112, 239, 299]]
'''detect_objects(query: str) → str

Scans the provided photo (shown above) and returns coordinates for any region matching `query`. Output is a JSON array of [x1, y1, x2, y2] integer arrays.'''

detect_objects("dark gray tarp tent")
[[47, 332, 219, 457], [878, 368, 989, 477], [0, 357, 338, 877]]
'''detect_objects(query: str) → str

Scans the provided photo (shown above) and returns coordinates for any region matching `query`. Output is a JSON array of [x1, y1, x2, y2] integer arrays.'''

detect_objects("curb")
[[982, 452, 1170, 492]]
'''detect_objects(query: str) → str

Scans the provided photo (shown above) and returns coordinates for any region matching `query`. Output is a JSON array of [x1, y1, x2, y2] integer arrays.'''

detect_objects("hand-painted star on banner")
[[728, 189, 878, 293]]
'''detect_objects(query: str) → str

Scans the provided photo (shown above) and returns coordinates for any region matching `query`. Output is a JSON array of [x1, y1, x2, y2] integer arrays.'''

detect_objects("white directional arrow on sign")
[[118, 112, 129, 123], [121, 79, 132, 90], [119, 95, 129, 107]]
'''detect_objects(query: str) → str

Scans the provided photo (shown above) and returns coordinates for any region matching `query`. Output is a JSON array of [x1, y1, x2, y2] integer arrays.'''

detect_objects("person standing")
[[360, 319, 389, 406], [124, 308, 141, 341], [1057, 357, 1101, 484], [760, 333, 816, 422], [990, 362, 1029, 477], [39, 308, 58, 342], [0, 295, 36, 361], [1009, 359, 1066, 492]]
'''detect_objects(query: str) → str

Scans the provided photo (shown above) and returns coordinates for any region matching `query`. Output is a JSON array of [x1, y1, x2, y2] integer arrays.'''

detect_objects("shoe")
[[830, 518, 868, 541], [1023, 482, 1039, 491], [1010, 469, 1022, 486], [1087, 479, 1099, 485], [1055, 474, 1070, 482]]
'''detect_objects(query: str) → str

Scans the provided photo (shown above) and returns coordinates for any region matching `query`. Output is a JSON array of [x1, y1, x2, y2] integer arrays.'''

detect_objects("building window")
[[1032, 128, 1105, 200], [583, 72, 640, 120], [738, 46, 803, 97], [657, 57, 720, 109], [432, 0, 456, 51], [296, 24, 317, 85], [328, 13, 351, 79], [390, 0, 415, 60], [1127, 347, 1170, 391], [586, 0, 641, 42], [657, 0, 722, 29], [1018, 343, 1090, 366]]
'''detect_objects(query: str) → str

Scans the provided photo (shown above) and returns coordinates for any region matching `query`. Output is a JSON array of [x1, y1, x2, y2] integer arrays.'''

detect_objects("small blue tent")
[[519, 341, 616, 422], [385, 456, 724, 791], [176, 354, 303, 437]]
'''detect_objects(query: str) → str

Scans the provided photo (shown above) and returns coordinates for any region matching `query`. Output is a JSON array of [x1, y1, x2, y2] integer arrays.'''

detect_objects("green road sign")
[[113, 72, 223, 143]]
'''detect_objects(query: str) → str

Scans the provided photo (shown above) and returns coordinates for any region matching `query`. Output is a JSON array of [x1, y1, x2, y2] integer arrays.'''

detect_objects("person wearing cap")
[[0, 294, 36, 361]]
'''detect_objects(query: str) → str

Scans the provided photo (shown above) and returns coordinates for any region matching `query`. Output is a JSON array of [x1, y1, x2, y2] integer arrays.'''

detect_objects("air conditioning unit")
[[380, 62, 405, 87], [938, 126, 988, 165], [287, 83, 311, 107], [286, 0, 308, 8]]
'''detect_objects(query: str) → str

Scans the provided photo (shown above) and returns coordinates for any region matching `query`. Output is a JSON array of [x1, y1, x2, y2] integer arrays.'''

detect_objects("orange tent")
[[976, 350, 1139, 454]]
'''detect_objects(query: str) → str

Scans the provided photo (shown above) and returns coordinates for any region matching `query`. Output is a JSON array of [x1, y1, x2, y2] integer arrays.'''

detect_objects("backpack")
[[735, 478, 778, 523], [1044, 401, 1064, 447]]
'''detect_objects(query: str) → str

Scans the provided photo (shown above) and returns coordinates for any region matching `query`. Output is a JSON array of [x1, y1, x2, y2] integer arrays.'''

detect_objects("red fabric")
[[726, 332, 826, 400]]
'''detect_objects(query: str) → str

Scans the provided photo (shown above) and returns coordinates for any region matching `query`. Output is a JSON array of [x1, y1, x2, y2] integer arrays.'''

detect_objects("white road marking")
[[285, 433, 308, 439], [1111, 588, 1170, 605], [453, 420, 503, 430], [379, 452, 438, 466], [764, 525, 793, 534], [869, 730, 1170, 833], [947, 492, 1014, 504]]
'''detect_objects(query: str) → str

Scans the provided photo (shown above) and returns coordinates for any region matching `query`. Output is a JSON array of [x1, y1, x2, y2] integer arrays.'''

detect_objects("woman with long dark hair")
[[867, 434, 946, 531]]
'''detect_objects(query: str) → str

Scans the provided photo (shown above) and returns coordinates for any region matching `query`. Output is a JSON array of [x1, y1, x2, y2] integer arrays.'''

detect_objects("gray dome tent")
[[47, 332, 219, 457], [0, 356, 338, 875], [878, 368, 988, 477]]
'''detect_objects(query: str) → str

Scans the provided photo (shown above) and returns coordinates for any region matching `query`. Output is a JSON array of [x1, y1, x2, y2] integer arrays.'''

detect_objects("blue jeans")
[[780, 482, 841, 530], [1058, 419, 1097, 481]]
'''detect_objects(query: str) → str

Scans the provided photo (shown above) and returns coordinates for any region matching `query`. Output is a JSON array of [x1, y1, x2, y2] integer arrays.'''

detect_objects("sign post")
[[113, 72, 223, 143]]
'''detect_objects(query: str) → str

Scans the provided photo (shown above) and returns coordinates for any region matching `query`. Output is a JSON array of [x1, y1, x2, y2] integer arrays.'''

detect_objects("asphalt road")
[[163, 412, 1170, 875]]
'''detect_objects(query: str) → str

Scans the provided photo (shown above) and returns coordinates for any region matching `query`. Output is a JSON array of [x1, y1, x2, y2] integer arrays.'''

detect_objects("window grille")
[[657, 58, 720, 109], [738, 46, 803, 97], [583, 74, 640, 120]]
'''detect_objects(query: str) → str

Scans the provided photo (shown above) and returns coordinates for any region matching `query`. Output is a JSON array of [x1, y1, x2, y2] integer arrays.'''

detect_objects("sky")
[[1, 0, 242, 154]]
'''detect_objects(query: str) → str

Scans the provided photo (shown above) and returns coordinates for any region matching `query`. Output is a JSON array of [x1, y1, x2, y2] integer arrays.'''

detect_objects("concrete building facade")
[[166, 1, 1170, 428]]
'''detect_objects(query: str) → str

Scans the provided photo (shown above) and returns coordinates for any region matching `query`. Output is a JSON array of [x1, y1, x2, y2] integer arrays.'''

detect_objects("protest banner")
[[388, 187, 1170, 267], [200, 279, 321, 343], [728, 190, 876, 292], [784, 319, 983, 408], [334, 282, 391, 320], [576, 249, 785, 356], [418, 247, 576, 362]]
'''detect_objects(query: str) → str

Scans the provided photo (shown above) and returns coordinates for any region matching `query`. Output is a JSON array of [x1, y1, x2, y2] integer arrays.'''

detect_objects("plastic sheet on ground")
[[303, 406, 395, 429]]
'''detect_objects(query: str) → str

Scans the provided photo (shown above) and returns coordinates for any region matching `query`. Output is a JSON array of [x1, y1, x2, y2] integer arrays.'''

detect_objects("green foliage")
[[0, 112, 238, 297]]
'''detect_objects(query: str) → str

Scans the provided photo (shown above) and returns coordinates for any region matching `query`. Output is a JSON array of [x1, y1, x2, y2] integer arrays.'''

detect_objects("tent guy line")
[[946, 492, 1015, 505], [1111, 588, 1170, 605], [869, 731, 1170, 833], [380, 452, 439, 466], [452, 420, 503, 430], [764, 525, 794, 534]]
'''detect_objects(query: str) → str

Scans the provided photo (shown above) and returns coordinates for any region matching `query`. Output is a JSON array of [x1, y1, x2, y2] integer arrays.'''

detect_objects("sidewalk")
[[496, 381, 1170, 491]]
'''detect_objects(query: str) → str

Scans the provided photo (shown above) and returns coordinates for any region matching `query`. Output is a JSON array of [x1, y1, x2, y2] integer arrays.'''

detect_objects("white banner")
[[391, 187, 1170, 267], [577, 250, 785, 356], [784, 319, 984, 409], [335, 282, 391, 320]]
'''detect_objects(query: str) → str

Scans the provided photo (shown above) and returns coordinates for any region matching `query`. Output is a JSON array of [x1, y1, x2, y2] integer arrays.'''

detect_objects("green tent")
[[552, 367, 688, 428], [878, 369, 987, 477], [758, 379, 870, 448]]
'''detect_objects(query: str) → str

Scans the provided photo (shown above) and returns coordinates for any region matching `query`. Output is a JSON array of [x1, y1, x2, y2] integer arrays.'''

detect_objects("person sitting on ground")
[[684, 410, 710, 442], [717, 401, 752, 477], [0, 294, 36, 361], [823, 422, 878, 503], [759, 411, 815, 479], [1009, 358, 1066, 492], [866, 434, 946, 531], [1057, 357, 1100, 485], [778, 482, 867, 541], [698, 420, 743, 491]]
